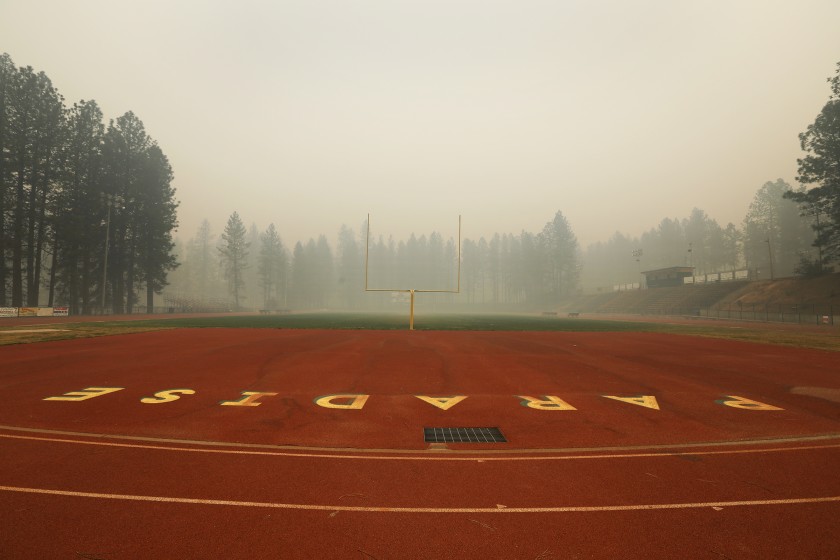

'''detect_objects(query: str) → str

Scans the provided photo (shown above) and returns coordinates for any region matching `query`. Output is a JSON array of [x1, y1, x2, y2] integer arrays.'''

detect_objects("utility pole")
[[633, 249, 643, 289], [765, 238, 774, 280]]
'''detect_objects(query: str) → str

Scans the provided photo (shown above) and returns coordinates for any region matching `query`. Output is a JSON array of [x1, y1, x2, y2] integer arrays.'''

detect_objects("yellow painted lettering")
[[718, 395, 783, 411], [415, 396, 467, 410], [517, 395, 577, 410], [44, 387, 124, 401], [602, 395, 660, 410], [314, 394, 369, 410], [219, 391, 278, 407], [141, 389, 196, 404]]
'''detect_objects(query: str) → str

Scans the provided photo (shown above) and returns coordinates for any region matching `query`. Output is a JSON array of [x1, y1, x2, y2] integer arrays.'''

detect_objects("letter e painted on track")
[[141, 389, 196, 404], [602, 395, 660, 410], [415, 396, 467, 410], [717, 395, 783, 411], [517, 395, 577, 410], [44, 387, 124, 401], [219, 391, 278, 407], [314, 394, 369, 410]]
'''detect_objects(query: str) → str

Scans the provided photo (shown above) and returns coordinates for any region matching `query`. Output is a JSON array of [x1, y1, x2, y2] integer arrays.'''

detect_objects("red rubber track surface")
[[1, 329, 838, 558]]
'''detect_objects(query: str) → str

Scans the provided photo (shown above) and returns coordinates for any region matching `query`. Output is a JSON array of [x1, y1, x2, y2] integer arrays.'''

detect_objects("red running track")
[[1, 329, 838, 558]]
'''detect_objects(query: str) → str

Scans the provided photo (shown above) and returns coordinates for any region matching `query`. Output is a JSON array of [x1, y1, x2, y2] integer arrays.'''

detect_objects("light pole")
[[100, 193, 123, 313], [632, 249, 643, 289]]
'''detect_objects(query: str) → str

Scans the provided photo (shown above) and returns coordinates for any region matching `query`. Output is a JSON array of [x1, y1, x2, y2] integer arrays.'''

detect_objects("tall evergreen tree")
[[785, 61, 840, 266], [0, 54, 179, 313], [192, 219, 215, 300], [289, 241, 307, 308], [136, 144, 178, 312], [219, 211, 249, 310], [336, 224, 362, 308], [743, 179, 813, 278], [5, 63, 64, 306], [51, 99, 105, 313], [0, 53, 15, 305], [539, 211, 579, 301], [257, 223, 287, 309]]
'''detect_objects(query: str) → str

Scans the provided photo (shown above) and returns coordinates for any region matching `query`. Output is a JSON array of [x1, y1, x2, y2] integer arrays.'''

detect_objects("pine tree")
[[785, 61, 840, 267], [219, 211, 249, 310], [257, 223, 287, 309]]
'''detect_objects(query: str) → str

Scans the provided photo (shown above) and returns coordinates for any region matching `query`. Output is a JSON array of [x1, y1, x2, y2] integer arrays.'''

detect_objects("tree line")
[[170, 211, 580, 311], [4, 53, 838, 314], [173, 61, 838, 311], [0, 53, 178, 313], [582, 179, 817, 290], [170, 177, 820, 313], [173, 58, 840, 311]]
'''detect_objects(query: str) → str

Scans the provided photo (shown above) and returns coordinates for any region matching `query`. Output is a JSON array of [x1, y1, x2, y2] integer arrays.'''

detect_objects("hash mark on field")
[[469, 518, 495, 531], [339, 493, 366, 501]]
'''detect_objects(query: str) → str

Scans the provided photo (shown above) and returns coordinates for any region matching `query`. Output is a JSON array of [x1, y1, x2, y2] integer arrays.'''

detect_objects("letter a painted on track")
[[517, 395, 577, 410], [141, 389, 196, 404], [44, 387, 124, 401], [314, 394, 370, 410], [219, 391, 278, 407], [602, 395, 660, 410], [415, 396, 467, 410], [717, 395, 783, 411]]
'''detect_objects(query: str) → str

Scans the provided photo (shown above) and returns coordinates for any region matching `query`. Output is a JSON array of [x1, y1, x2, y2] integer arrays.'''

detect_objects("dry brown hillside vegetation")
[[719, 273, 840, 306]]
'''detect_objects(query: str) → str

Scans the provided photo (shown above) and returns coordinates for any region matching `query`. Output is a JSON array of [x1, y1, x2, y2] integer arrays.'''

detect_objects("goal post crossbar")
[[364, 213, 462, 329]]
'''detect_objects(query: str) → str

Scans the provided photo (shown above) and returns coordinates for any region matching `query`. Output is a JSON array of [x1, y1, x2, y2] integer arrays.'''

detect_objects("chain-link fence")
[[700, 303, 836, 325]]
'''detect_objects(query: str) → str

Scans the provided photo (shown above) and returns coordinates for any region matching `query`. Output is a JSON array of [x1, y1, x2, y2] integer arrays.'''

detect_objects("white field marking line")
[[0, 484, 838, 513], [2, 433, 840, 462]]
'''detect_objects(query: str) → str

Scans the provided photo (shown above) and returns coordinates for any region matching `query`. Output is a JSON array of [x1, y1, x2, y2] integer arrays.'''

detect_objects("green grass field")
[[100, 312, 651, 332], [1, 311, 838, 351]]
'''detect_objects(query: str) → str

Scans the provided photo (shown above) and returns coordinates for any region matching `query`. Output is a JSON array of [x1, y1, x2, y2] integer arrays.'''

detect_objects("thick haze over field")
[[2, 0, 839, 246]]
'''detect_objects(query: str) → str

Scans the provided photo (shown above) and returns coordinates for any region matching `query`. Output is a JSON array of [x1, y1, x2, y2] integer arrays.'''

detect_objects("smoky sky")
[[2, 0, 839, 247]]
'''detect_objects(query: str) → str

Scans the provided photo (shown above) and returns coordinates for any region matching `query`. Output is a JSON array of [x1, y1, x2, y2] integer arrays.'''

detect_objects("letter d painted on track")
[[314, 394, 370, 410]]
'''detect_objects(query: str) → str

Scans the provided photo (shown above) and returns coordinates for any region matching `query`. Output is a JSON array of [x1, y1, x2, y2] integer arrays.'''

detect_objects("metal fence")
[[700, 303, 837, 326]]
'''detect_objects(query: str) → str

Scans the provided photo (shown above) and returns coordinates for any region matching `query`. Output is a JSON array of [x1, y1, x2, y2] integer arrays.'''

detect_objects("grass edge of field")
[[0, 313, 838, 351]]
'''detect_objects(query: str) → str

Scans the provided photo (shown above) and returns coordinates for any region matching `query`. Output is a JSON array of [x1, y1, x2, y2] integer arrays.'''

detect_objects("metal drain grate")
[[424, 427, 506, 443]]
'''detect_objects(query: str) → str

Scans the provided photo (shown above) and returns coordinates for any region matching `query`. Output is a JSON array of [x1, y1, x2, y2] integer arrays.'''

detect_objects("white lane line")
[[2, 433, 840, 461], [3, 424, 838, 455], [1, 484, 838, 513]]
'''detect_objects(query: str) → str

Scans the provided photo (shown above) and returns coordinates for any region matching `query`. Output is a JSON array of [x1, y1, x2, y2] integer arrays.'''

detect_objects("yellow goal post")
[[364, 214, 461, 330]]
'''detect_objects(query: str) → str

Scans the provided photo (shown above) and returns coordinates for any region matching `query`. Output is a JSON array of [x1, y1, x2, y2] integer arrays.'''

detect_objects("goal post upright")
[[365, 213, 462, 330]]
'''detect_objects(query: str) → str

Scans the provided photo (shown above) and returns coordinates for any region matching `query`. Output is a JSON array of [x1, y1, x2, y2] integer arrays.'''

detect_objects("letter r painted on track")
[[43, 387, 124, 401], [716, 395, 784, 411], [517, 395, 577, 410]]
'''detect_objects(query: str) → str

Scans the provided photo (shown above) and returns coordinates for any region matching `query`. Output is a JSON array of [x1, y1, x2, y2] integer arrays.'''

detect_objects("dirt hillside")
[[719, 273, 840, 306]]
